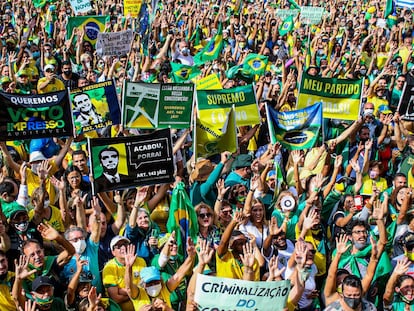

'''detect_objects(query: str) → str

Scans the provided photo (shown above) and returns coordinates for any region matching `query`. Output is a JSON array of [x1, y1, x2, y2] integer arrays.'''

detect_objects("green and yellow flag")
[[243, 53, 268, 76], [167, 182, 199, 257], [170, 62, 201, 82], [66, 15, 110, 45], [279, 15, 294, 36], [195, 106, 237, 158], [193, 23, 223, 65]]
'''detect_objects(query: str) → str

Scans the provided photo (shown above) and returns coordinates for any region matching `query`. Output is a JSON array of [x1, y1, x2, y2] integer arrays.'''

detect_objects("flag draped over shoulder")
[[170, 62, 201, 82], [195, 106, 237, 158], [193, 23, 223, 65], [266, 102, 322, 150], [167, 182, 199, 257], [279, 15, 294, 36], [242, 53, 268, 76]]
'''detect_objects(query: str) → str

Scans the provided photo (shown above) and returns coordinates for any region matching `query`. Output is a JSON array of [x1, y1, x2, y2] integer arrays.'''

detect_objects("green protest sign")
[[196, 84, 260, 127]]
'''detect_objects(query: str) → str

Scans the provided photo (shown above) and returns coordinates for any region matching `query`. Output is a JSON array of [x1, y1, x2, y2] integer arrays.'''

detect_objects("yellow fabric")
[[26, 160, 59, 205], [28, 204, 65, 233], [131, 284, 171, 311], [103, 257, 146, 295], [37, 77, 65, 94], [0, 271, 17, 311], [295, 225, 326, 276], [13, 61, 39, 79], [407, 169, 414, 188], [360, 175, 388, 196], [216, 250, 260, 281], [366, 95, 388, 115], [299, 148, 327, 180], [399, 46, 411, 64], [150, 198, 170, 233]]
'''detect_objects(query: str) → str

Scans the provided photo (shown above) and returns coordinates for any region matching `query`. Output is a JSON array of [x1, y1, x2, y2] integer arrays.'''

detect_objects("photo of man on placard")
[[73, 92, 104, 127], [94, 146, 128, 193]]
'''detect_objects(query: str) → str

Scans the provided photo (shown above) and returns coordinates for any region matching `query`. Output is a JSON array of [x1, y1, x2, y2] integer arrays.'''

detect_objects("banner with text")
[[88, 129, 174, 194], [69, 0, 92, 14], [96, 29, 134, 57], [300, 6, 324, 25], [194, 274, 290, 311], [275, 9, 300, 20], [123, 0, 142, 17], [0, 90, 73, 140], [398, 83, 414, 121], [122, 81, 194, 129], [267, 102, 322, 150], [196, 73, 223, 90], [196, 84, 260, 127], [297, 72, 362, 120], [70, 80, 121, 135]]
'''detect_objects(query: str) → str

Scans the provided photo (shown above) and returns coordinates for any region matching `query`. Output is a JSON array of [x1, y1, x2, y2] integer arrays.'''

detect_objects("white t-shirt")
[[285, 264, 318, 309]]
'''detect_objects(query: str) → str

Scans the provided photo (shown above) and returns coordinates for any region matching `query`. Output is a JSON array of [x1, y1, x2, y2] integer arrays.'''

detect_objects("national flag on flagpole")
[[170, 62, 201, 82], [242, 53, 268, 76], [279, 16, 294, 36], [193, 22, 224, 65], [167, 182, 199, 257]]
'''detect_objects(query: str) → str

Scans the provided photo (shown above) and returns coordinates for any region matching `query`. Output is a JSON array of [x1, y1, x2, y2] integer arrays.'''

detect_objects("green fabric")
[[190, 162, 224, 207], [193, 22, 223, 65], [170, 62, 201, 82], [167, 182, 199, 258]]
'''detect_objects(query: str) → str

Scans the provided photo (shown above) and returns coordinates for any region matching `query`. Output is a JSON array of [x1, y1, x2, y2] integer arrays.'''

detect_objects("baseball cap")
[[32, 276, 53, 292], [44, 64, 55, 72], [110, 236, 130, 251], [378, 105, 392, 114], [29, 151, 47, 163], [140, 266, 161, 283]]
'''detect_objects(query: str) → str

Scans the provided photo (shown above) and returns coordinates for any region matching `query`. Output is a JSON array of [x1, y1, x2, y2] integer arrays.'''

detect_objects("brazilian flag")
[[167, 182, 199, 258], [193, 22, 223, 65], [243, 53, 268, 76], [170, 62, 201, 82], [279, 16, 294, 36], [33, 0, 48, 8], [66, 16, 110, 45]]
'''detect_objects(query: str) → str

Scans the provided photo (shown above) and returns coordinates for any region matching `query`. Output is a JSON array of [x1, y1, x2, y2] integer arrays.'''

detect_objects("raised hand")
[[216, 179, 229, 198], [302, 209, 318, 231], [134, 186, 149, 206], [37, 160, 51, 181], [91, 196, 101, 215], [240, 240, 255, 269], [294, 240, 307, 268], [269, 217, 282, 236], [37, 222, 60, 241], [291, 150, 303, 164], [268, 255, 285, 280], [187, 237, 196, 258], [336, 234, 351, 255], [87, 286, 101, 310], [334, 155, 343, 168], [124, 244, 136, 267], [14, 255, 36, 280], [365, 139, 373, 151], [394, 257, 411, 276], [196, 238, 214, 266], [50, 175, 65, 192], [349, 158, 361, 173]]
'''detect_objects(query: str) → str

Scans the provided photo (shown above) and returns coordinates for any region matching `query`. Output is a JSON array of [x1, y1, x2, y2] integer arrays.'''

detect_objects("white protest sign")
[[96, 29, 134, 57], [69, 0, 92, 14], [275, 9, 300, 21], [300, 6, 324, 25], [376, 18, 386, 28], [194, 274, 291, 311]]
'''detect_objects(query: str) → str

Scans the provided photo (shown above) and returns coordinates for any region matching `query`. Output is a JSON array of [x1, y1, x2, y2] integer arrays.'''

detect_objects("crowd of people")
[[1, 0, 414, 310]]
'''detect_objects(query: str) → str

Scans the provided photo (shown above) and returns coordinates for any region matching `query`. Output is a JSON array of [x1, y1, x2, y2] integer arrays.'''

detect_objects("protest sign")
[[275, 9, 300, 20], [69, 0, 92, 14], [195, 106, 237, 158], [122, 82, 194, 129], [158, 84, 194, 128], [196, 84, 260, 127], [196, 73, 223, 90], [194, 274, 290, 311], [300, 6, 324, 25], [124, 0, 142, 17], [398, 83, 414, 121], [267, 102, 322, 150], [297, 72, 362, 120], [96, 29, 134, 57], [88, 128, 174, 194], [70, 80, 121, 135], [0, 90, 73, 140], [66, 16, 110, 44]]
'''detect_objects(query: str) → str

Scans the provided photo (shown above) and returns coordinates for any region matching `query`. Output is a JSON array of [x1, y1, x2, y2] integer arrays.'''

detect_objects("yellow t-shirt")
[[216, 250, 260, 281], [360, 175, 388, 196], [0, 271, 17, 311], [28, 204, 65, 233], [26, 160, 59, 205], [37, 77, 65, 94], [131, 284, 171, 311], [103, 257, 147, 299]]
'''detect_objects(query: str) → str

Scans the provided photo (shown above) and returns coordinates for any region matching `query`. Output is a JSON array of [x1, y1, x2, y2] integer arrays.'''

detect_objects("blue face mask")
[[32, 51, 40, 59]]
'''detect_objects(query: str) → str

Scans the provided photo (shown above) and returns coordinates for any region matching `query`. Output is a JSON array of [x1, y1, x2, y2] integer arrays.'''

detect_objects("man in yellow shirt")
[[37, 64, 65, 94], [0, 250, 16, 310], [102, 236, 146, 311]]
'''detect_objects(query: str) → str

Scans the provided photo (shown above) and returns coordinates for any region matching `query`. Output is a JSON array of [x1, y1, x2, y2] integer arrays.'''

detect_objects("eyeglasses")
[[113, 242, 129, 249], [198, 213, 212, 219], [221, 210, 232, 215], [69, 236, 85, 243], [352, 230, 368, 235], [308, 249, 316, 254]]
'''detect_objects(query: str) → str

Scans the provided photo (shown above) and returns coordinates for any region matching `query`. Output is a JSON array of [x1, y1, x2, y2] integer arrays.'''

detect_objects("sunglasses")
[[198, 213, 212, 219], [221, 210, 233, 215]]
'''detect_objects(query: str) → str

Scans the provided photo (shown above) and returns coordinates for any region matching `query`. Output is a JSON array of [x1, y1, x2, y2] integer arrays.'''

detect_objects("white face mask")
[[146, 284, 162, 297], [73, 239, 87, 254], [44, 200, 50, 208], [14, 221, 29, 233]]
